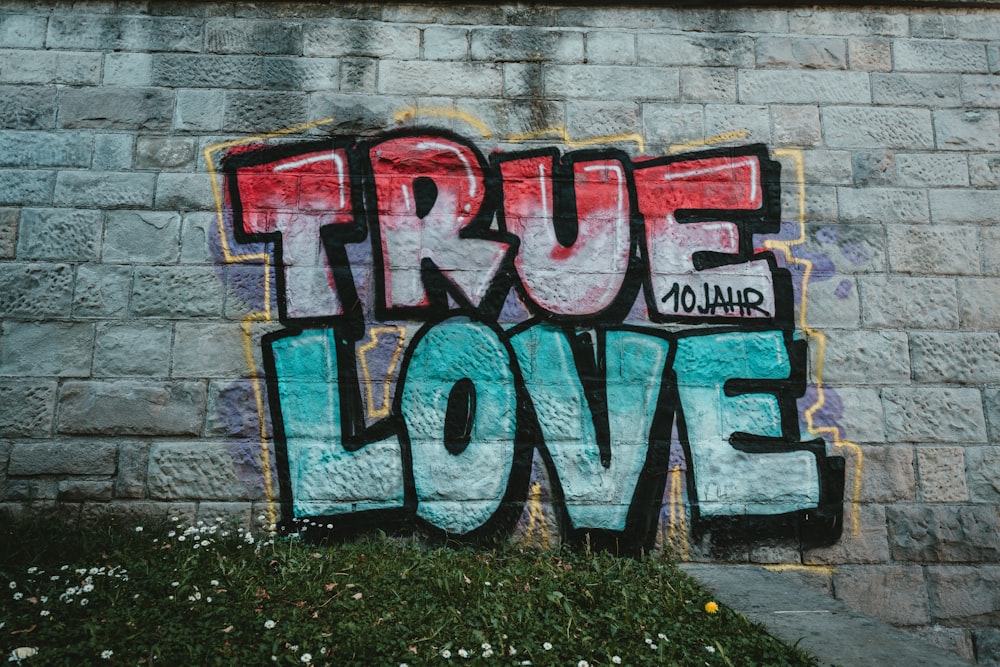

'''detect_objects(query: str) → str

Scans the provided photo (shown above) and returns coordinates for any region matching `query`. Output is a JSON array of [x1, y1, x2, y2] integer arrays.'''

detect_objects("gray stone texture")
[[17, 208, 103, 261], [927, 565, 1000, 624], [916, 447, 970, 503], [0, 321, 94, 378], [56, 380, 206, 436], [92, 322, 172, 377], [59, 88, 173, 130], [834, 564, 930, 626], [888, 505, 1000, 562], [0, 382, 55, 437], [883, 387, 987, 444], [0, 263, 74, 319], [131, 267, 225, 318], [147, 441, 265, 501], [910, 332, 1000, 384]]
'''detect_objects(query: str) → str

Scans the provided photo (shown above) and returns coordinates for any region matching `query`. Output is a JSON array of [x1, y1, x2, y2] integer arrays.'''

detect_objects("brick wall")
[[0, 2, 998, 661]]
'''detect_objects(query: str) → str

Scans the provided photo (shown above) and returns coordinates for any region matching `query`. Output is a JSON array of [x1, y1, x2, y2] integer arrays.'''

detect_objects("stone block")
[[934, 109, 1000, 151], [906, 626, 975, 662], [884, 387, 987, 444], [544, 64, 678, 101], [205, 18, 302, 55], [971, 154, 1000, 187], [838, 188, 928, 224], [379, 59, 503, 97], [206, 380, 271, 439], [0, 322, 94, 378], [910, 332, 1000, 384], [851, 150, 895, 187], [179, 212, 216, 264], [303, 21, 420, 59], [893, 38, 988, 73], [740, 70, 869, 104], [789, 10, 908, 36], [803, 503, 890, 564], [0, 49, 100, 85], [857, 446, 915, 503], [471, 27, 583, 62], [848, 37, 891, 72], [823, 106, 934, 149], [961, 74, 1000, 108], [103, 52, 153, 86], [834, 564, 930, 626], [916, 447, 969, 503], [115, 441, 151, 499], [58, 87, 172, 130], [0, 263, 73, 319], [5, 479, 57, 501], [888, 505, 1000, 562], [0, 14, 47, 48], [636, 33, 753, 67], [58, 480, 114, 502], [147, 441, 265, 501], [456, 98, 564, 143], [154, 173, 216, 211], [223, 91, 309, 133], [54, 172, 155, 209], [973, 628, 1000, 667], [756, 36, 846, 70], [93, 134, 133, 170], [0, 169, 55, 205], [967, 445, 1000, 503], [46, 15, 202, 52], [678, 67, 736, 103], [131, 267, 225, 318], [0, 382, 55, 437], [585, 30, 634, 65], [927, 565, 1000, 623], [339, 58, 377, 93], [642, 103, 703, 149], [196, 501, 253, 530], [0, 131, 92, 169], [81, 501, 197, 529], [799, 150, 854, 185], [154, 54, 263, 88], [172, 322, 260, 378], [802, 270, 860, 329], [93, 322, 172, 377], [816, 330, 909, 385], [895, 153, 968, 187], [73, 264, 132, 318], [871, 73, 962, 107], [859, 276, 957, 329], [0, 209, 16, 258], [422, 26, 468, 61], [681, 8, 789, 33], [135, 137, 196, 170], [16, 208, 102, 260], [771, 105, 821, 146], [958, 278, 1000, 328], [823, 387, 887, 445], [174, 89, 224, 131], [0, 85, 56, 129], [261, 57, 339, 92], [306, 92, 404, 135], [103, 210, 181, 263], [705, 104, 770, 144], [888, 225, 978, 275], [930, 189, 1000, 224], [56, 380, 207, 436], [8, 440, 116, 476]]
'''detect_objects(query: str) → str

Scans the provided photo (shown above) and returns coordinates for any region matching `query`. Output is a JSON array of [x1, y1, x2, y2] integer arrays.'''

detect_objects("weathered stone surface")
[[859, 275, 957, 329], [93, 322, 172, 377], [172, 322, 260, 378], [973, 628, 1000, 667], [839, 188, 929, 223], [56, 380, 206, 436], [929, 188, 1000, 223], [927, 565, 1000, 624], [823, 106, 934, 149], [888, 225, 978, 275], [0, 131, 92, 168], [910, 332, 1000, 384], [803, 503, 890, 564], [73, 264, 132, 318], [103, 210, 181, 263], [0, 208, 16, 258], [54, 171, 155, 208], [545, 63, 678, 101], [857, 446, 915, 503], [905, 626, 975, 662], [834, 564, 930, 626], [848, 37, 891, 71], [47, 15, 203, 52], [135, 136, 196, 170], [817, 331, 909, 385], [472, 27, 583, 62], [8, 441, 117, 476], [888, 504, 1000, 562], [205, 18, 302, 55], [115, 441, 151, 499], [58, 480, 114, 502], [958, 278, 1000, 328], [303, 21, 420, 58], [131, 267, 225, 318], [916, 447, 969, 503], [206, 380, 271, 439], [0, 322, 94, 378], [0, 263, 73, 319], [772, 105, 821, 146], [934, 108, 1000, 151], [16, 208, 103, 261], [884, 387, 987, 444], [59, 88, 173, 130], [853, 149, 896, 186], [966, 446, 1000, 503], [93, 134, 133, 170], [0, 85, 57, 129], [223, 91, 309, 133], [147, 441, 265, 501], [0, 382, 54, 438], [895, 152, 969, 187], [893, 38, 988, 73], [756, 36, 846, 70]]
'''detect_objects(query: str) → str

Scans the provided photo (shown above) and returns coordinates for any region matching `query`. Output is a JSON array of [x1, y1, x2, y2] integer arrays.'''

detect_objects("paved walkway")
[[680, 564, 975, 667]]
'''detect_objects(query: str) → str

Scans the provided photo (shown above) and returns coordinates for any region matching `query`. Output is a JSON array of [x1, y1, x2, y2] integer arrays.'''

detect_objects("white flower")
[[26, 568, 37, 575], [12, 592, 22, 601], [134, 526, 143, 532], [7, 582, 15, 590], [578, 661, 589, 667], [482, 649, 493, 658], [612, 657, 622, 665], [508, 647, 517, 656], [264, 620, 277, 629], [39, 611, 49, 617], [300, 654, 312, 663], [441, 649, 451, 659], [458, 649, 468, 658], [658, 633, 668, 641], [9, 647, 38, 661], [80, 599, 89, 606], [100, 649, 113, 659], [650, 644, 658, 650], [705, 646, 716, 654], [543, 642, 552, 651], [210, 580, 219, 587], [82, 584, 94, 593], [481, 643, 491, 651]]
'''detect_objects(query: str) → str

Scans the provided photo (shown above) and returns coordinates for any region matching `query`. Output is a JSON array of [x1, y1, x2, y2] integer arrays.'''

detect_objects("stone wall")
[[0, 2, 998, 662]]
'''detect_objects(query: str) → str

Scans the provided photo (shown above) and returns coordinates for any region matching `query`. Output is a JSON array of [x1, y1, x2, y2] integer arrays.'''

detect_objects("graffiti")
[[222, 129, 845, 552]]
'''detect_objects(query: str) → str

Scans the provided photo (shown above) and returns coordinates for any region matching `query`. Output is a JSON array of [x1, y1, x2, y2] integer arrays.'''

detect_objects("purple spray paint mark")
[[834, 279, 853, 299], [816, 226, 838, 244], [840, 242, 870, 267]]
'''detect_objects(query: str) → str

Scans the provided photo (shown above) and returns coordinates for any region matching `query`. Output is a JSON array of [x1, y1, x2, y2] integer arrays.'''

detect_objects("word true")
[[224, 129, 789, 327]]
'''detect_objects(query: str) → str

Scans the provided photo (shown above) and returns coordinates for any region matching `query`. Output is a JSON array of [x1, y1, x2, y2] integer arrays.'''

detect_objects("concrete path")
[[681, 564, 975, 667]]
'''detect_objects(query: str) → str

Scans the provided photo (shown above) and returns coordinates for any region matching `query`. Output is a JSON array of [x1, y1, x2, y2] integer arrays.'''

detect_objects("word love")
[[224, 130, 787, 327]]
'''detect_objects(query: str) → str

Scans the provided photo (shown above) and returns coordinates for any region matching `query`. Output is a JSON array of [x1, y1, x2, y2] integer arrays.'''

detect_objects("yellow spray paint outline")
[[357, 326, 408, 419], [207, 110, 860, 542]]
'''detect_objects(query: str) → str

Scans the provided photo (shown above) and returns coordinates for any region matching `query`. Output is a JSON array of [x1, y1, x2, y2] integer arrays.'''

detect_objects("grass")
[[0, 514, 818, 666]]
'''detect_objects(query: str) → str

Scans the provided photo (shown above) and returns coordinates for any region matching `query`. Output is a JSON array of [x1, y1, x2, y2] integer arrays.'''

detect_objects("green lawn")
[[1, 515, 817, 666]]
